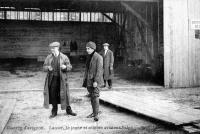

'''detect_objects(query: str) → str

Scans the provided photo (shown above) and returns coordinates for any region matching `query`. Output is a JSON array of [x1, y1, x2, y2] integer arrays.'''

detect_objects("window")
[[60, 12, 68, 21], [195, 30, 200, 39], [81, 12, 90, 22], [48, 12, 53, 21], [0, 8, 114, 23], [23, 11, 29, 20], [103, 13, 113, 22], [31, 12, 41, 20], [10, 11, 17, 20], [42, 12, 49, 21], [69, 12, 79, 21], [19, 11, 24, 20], [54, 12, 61, 21], [0, 11, 4, 19]]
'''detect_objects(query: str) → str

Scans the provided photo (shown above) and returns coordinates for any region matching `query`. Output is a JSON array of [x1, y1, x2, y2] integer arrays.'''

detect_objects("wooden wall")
[[188, 0, 200, 87], [164, 0, 200, 87], [0, 20, 117, 60]]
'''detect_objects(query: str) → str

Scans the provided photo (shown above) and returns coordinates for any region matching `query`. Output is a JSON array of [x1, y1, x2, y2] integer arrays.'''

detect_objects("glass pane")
[[53, 12, 57, 21], [23, 11, 28, 20], [81, 12, 90, 22], [10, 11, 17, 20], [48, 12, 53, 21], [91, 12, 104, 22], [7, 11, 11, 19], [54, 12, 60, 21], [104, 13, 112, 22], [60, 12, 64, 21], [97, 13, 103, 22], [42, 12, 49, 21], [0, 11, 4, 19], [19, 11, 24, 20], [63, 12, 68, 21], [69, 12, 79, 21], [31, 12, 41, 20]]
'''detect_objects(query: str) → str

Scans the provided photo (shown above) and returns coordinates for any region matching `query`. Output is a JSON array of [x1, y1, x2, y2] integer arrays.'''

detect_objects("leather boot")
[[66, 106, 77, 116], [93, 97, 99, 121], [50, 105, 57, 118]]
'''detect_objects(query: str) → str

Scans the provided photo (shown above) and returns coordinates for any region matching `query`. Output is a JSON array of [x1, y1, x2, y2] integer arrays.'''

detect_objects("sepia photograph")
[[0, 0, 200, 134]]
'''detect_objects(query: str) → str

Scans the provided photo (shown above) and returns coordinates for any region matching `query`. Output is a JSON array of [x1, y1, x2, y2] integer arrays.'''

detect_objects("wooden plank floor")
[[100, 91, 200, 126], [0, 98, 16, 134]]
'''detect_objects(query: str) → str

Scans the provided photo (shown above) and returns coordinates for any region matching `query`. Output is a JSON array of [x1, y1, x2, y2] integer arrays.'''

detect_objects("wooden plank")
[[182, 126, 200, 134], [0, 98, 16, 134], [193, 123, 200, 128], [111, 91, 200, 124], [100, 91, 182, 125], [100, 91, 200, 125]]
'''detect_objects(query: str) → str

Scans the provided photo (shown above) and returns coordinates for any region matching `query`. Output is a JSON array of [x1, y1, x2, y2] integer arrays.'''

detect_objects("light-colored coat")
[[83, 52, 104, 87], [100, 49, 114, 80], [43, 52, 72, 110]]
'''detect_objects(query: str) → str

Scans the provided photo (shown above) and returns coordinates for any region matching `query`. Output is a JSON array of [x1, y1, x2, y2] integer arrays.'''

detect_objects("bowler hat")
[[103, 43, 110, 46], [49, 42, 60, 47]]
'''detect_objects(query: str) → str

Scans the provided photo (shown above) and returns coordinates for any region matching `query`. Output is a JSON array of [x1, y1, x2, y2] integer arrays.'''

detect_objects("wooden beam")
[[102, 12, 130, 34], [121, 1, 150, 27], [81, 0, 158, 2], [136, 18, 153, 62], [0, 0, 159, 3]]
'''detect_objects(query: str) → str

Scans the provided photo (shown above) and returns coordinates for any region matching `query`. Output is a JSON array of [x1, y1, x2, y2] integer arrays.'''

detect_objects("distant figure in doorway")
[[43, 41, 77, 118], [100, 43, 114, 89], [82, 41, 104, 121], [70, 40, 78, 52]]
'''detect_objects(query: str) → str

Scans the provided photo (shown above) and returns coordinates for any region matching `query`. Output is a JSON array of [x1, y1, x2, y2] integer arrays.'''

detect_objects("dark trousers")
[[104, 80, 112, 87], [87, 87, 99, 116], [49, 76, 60, 112]]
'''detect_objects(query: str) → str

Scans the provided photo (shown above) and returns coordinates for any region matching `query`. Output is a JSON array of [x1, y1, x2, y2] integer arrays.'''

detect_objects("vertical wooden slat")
[[164, 0, 189, 87], [188, 0, 200, 86]]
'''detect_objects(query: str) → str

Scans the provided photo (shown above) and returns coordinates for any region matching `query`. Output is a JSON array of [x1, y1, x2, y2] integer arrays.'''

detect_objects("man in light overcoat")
[[100, 43, 114, 89], [43, 41, 76, 118]]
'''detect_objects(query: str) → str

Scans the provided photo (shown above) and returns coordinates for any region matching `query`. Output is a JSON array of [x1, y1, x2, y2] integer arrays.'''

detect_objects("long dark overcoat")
[[100, 49, 114, 80], [43, 52, 72, 110], [83, 52, 104, 88]]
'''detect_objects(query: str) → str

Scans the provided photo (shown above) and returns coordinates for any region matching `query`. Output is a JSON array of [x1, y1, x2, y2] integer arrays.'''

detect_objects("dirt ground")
[[0, 61, 200, 134]]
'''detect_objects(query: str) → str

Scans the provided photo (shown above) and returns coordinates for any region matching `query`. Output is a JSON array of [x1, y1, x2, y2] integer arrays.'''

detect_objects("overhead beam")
[[80, 0, 158, 2], [120, 1, 149, 27], [0, 0, 159, 3]]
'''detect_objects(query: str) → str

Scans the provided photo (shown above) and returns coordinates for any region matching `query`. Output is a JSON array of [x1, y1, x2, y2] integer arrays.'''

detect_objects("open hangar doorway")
[[0, 0, 163, 86]]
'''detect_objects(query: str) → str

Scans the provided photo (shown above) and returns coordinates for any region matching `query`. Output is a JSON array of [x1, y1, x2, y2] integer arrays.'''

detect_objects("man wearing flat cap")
[[100, 43, 114, 89], [82, 41, 104, 121], [43, 41, 77, 118]]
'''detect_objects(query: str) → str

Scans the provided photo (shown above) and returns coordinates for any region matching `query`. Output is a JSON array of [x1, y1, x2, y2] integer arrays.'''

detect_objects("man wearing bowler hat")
[[82, 41, 104, 121], [43, 41, 77, 118], [100, 43, 114, 89]]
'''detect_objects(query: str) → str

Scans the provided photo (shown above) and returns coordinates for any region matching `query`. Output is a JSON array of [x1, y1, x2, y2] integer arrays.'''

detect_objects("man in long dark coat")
[[43, 41, 76, 118], [100, 43, 114, 89], [82, 41, 104, 121]]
